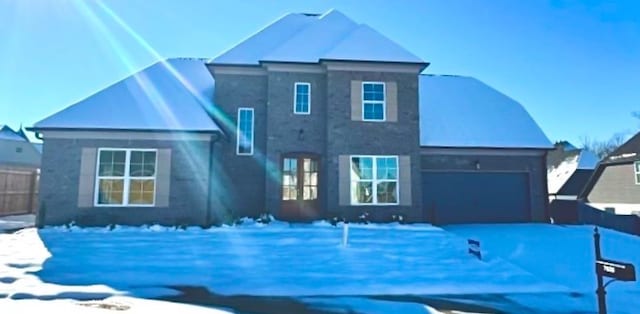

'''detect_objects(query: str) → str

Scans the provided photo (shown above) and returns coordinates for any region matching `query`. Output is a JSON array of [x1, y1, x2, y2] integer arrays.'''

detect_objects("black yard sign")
[[596, 259, 636, 281]]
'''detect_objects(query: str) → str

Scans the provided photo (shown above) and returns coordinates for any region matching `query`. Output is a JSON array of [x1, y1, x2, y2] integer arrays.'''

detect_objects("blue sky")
[[0, 0, 638, 144]]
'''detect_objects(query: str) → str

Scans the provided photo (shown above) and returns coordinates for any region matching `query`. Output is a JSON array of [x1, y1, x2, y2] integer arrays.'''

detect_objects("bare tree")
[[579, 132, 627, 159]]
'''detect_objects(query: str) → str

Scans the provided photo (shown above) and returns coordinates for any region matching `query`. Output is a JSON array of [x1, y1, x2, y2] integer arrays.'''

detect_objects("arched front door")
[[281, 153, 320, 221]]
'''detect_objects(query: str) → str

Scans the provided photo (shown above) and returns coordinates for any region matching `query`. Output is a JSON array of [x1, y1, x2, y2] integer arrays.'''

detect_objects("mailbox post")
[[594, 227, 607, 314], [593, 226, 637, 314]]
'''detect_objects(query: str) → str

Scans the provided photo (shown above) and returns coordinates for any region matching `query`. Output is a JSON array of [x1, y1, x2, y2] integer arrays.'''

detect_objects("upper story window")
[[634, 161, 640, 184], [294, 82, 311, 114], [350, 155, 398, 205], [95, 149, 157, 206], [362, 82, 385, 121], [236, 108, 254, 155]]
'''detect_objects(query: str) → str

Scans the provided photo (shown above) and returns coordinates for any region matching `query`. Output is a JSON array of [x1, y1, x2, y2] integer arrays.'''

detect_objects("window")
[[236, 108, 254, 155], [350, 156, 398, 205], [282, 156, 318, 201], [302, 158, 318, 200], [294, 82, 311, 114], [282, 158, 298, 200], [635, 161, 640, 184], [362, 82, 385, 121], [95, 149, 157, 206]]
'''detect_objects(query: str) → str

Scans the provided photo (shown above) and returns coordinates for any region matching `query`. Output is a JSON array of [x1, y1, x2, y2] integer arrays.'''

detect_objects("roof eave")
[[26, 127, 223, 134], [420, 144, 554, 150]]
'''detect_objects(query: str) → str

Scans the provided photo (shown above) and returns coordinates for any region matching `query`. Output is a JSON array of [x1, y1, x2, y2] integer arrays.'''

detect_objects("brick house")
[[29, 10, 552, 226]]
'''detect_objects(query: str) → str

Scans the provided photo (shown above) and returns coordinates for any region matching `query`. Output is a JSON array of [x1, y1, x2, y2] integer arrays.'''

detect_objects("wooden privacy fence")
[[0, 168, 39, 216]]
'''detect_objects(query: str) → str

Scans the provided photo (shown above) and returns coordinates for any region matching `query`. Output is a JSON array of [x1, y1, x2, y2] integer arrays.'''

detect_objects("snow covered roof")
[[0, 125, 27, 141], [32, 59, 220, 133], [546, 144, 598, 195], [577, 150, 599, 169], [419, 75, 553, 149], [210, 10, 424, 65]]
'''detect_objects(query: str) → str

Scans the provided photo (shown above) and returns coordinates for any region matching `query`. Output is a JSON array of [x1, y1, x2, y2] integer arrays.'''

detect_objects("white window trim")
[[94, 148, 158, 207], [350, 155, 399, 205], [236, 107, 254, 156], [361, 81, 386, 122], [634, 161, 640, 185], [293, 82, 311, 115]]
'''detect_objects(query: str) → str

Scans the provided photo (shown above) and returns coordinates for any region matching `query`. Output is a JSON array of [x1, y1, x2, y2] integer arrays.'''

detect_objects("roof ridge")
[[261, 10, 358, 63], [208, 12, 318, 64]]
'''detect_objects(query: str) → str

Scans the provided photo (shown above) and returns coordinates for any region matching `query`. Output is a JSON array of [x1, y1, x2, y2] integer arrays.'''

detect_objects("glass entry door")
[[281, 154, 320, 221]]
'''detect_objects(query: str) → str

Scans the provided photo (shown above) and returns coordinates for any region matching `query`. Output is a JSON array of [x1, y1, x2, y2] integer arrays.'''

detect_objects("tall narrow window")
[[350, 156, 398, 205], [282, 158, 298, 200], [294, 82, 311, 114], [362, 82, 385, 121], [635, 161, 640, 184], [302, 158, 318, 200], [236, 108, 254, 155], [95, 149, 157, 206]]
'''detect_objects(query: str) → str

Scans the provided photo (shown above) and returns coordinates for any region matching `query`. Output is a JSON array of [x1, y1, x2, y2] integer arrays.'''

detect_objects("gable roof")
[[210, 10, 425, 65], [547, 144, 599, 195], [419, 75, 552, 149], [581, 132, 639, 200], [601, 132, 640, 164], [0, 125, 27, 141], [31, 59, 220, 133], [557, 169, 594, 196]]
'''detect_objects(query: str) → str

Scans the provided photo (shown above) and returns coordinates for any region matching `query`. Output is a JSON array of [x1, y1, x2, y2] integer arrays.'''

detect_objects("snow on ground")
[[0, 297, 230, 314], [0, 228, 230, 313], [446, 224, 640, 314], [32, 221, 563, 297], [1, 220, 639, 313], [0, 214, 34, 232]]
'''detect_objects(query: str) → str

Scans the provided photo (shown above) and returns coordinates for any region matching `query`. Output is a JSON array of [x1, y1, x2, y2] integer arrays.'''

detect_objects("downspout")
[[206, 132, 222, 227]]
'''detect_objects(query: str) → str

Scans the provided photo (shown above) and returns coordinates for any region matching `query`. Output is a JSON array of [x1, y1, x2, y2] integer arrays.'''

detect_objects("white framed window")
[[94, 148, 157, 207], [635, 161, 640, 184], [362, 82, 385, 121], [236, 107, 254, 155], [293, 82, 311, 114], [350, 155, 398, 205]]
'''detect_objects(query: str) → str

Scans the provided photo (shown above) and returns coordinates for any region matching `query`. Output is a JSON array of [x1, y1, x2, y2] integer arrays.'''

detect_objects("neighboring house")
[[29, 10, 553, 226], [581, 132, 640, 216], [0, 125, 41, 170], [547, 141, 599, 201], [0, 125, 41, 215]]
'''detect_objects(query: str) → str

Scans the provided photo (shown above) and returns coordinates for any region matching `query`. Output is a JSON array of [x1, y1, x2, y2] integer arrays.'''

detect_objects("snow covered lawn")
[[32, 222, 563, 297], [1, 220, 638, 313]]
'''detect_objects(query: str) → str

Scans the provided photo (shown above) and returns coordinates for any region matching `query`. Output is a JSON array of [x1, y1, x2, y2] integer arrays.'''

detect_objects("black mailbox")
[[596, 259, 636, 282]]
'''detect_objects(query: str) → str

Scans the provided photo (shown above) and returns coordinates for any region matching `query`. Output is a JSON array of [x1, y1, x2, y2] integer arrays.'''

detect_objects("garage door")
[[422, 171, 530, 224]]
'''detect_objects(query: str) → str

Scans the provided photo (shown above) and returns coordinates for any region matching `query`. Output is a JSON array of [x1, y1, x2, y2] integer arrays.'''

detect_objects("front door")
[[281, 154, 320, 221]]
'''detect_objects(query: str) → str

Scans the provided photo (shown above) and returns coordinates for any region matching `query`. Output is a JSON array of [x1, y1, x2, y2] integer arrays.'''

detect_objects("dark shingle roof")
[[602, 132, 640, 164], [557, 169, 594, 196]]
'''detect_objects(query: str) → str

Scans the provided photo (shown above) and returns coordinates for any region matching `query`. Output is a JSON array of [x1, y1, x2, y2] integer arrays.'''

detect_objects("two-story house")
[[582, 132, 640, 215], [29, 10, 552, 226]]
